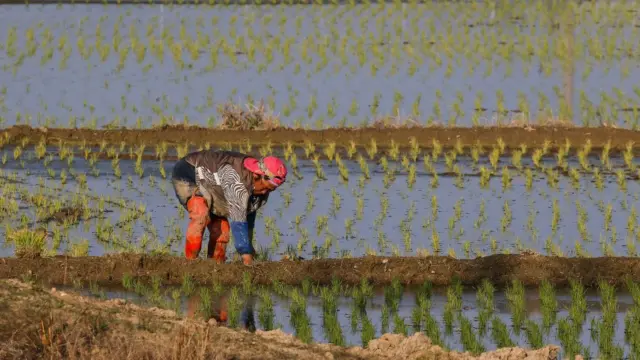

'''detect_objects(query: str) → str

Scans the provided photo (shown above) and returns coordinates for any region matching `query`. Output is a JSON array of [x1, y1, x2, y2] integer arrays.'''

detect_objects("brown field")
[[1, 253, 638, 289], [3, 125, 640, 153]]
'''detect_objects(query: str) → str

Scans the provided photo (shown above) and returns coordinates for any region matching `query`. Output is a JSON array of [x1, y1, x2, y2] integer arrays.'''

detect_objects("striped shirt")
[[195, 163, 267, 222]]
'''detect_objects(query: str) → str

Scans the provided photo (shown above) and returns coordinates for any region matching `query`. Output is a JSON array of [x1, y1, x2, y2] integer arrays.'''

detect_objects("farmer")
[[171, 149, 287, 265]]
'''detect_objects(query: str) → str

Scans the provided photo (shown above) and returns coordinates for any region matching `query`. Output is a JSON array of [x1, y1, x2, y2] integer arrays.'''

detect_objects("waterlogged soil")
[[0, 278, 562, 360], [4, 125, 640, 152], [2, 253, 640, 288]]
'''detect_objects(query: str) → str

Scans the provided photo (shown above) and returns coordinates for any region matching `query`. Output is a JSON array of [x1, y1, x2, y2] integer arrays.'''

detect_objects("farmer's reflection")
[[185, 291, 256, 332]]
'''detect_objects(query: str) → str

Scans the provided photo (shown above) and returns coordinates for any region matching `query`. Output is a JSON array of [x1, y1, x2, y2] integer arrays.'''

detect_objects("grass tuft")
[[217, 101, 280, 130]]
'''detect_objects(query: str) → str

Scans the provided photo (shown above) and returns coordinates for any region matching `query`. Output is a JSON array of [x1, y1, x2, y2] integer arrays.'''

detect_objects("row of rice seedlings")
[[2, 174, 634, 260], [7, 84, 640, 128], [106, 275, 640, 358], [0, 156, 158, 257], [4, 1, 636, 74], [3, 0, 640, 128], [3, 135, 639, 259]]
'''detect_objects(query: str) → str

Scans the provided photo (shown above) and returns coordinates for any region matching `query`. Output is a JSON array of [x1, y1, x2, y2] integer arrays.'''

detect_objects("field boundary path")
[[3, 125, 640, 151], [2, 253, 639, 288]]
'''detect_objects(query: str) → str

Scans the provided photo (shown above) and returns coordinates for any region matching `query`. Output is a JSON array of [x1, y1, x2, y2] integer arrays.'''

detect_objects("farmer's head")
[[243, 156, 288, 195]]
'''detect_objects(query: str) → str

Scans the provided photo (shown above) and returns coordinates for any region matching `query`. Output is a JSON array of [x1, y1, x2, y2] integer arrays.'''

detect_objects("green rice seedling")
[[352, 278, 373, 313], [491, 316, 515, 348], [8, 227, 47, 258], [361, 311, 376, 347], [600, 140, 611, 170], [68, 238, 90, 257], [593, 168, 604, 191], [257, 287, 274, 331], [122, 273, 135, 290], [181, 274, 195, 297], [431, 139, 442, 162], [558, 317, 586, 359], [459, 314, 484, 354], [387, 140, 400, 161], [227, 287, 242, 328], [408, 136, 420, 162], [383, 278, 403, 315], [392, 313, 407, 336], [356, 154, 370, 179], [624, 141, 635, 171], [479, 166, 491, 189], [289, 287, 312, 343], [625, 304, 640, 358], [380, 302, 390, 334], [444, 150, 456, 172], [442, 286, 461, 335], [616, 169, 627, 192], [506, 279, 526, 335], [569, 279, 587, 329], [524, 319, 543, 349], [551, 198, 560, 235], [511, 150, 523, 171], [365, 139, 377, 160], [242, 271, 253, 296], [198, 287, 213, 320], [88, 281, 106, 300], [539, 279, 558, 332], [170, 289, 181, 316], [500, 200, 512, 233], [311, 155, 326, 180], [335, 154, 349, 183], [592, 280, 623, 359], [476, 279, 494, 335]]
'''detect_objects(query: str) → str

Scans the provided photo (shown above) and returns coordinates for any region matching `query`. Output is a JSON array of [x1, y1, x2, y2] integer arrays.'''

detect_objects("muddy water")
[[62, 283, 636, 359], [0, 2, 638, 128], [0, 146, 638, 259]]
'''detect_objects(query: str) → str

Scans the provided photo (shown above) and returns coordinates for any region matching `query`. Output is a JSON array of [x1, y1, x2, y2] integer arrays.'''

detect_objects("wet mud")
[[2, 253, 639, 289], [3, 125, 640, 153]]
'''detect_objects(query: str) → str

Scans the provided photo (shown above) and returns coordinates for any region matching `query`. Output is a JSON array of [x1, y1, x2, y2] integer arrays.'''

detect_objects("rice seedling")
[[7, 227, 47, 258], [506, 279, 526, 335], [289, 287, 312, 343], [491, 316, 515, 348], [568, 280, 588, 330], [459, 313, 485, 354], [539, 279, 558, 333], [227, 287, 242, 328]]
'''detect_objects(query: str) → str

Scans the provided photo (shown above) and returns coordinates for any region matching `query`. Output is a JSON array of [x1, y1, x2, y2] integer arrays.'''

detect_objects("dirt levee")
[[0, 279, 560, 359], [1, 253, 639, 288], [3, 125, 640, 151]]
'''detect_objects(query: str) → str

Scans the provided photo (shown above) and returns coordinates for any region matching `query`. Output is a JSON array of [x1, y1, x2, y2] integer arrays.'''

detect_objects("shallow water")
[[0, 145, 638, 259], [1, 1, 639, 128], [62, 282, 638, 359]]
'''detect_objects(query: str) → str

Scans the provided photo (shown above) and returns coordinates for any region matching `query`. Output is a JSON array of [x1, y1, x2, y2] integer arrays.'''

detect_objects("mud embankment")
[[2, 253, 640, 288], [3, 125, 640, 152], [0, 279, 561, 360]]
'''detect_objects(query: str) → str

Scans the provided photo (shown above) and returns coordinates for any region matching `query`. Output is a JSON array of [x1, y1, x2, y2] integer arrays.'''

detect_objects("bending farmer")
[[171, 150, 287, 265]]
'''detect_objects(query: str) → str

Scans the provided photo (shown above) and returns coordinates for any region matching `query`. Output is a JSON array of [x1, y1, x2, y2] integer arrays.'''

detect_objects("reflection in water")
[[185, 291, 257, 332]]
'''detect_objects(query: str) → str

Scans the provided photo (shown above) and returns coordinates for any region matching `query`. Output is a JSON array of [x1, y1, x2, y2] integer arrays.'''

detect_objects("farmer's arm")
[[218, 165, 254, 255], [247, 211, 257, 243]]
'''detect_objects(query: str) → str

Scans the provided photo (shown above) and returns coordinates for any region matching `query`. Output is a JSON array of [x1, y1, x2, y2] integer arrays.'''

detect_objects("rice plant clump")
[[8, 227, 47, 258], [217, 101, 279, 130]]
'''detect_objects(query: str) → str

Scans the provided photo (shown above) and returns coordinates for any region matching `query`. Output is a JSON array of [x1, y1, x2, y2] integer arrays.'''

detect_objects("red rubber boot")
[[185, 196, 210, 259], [207, 216, 230, 264]]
